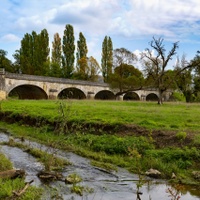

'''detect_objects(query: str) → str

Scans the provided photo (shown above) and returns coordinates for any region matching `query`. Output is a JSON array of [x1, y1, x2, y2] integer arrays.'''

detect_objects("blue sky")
[[1, 0, 200, 70]]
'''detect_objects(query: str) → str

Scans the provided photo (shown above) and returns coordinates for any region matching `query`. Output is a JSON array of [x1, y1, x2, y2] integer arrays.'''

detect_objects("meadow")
[[1, 99, 200, 131], [0, 99, 200, 187]]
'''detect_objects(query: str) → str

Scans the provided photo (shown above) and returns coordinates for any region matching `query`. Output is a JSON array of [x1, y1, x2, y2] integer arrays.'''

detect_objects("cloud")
[[50, 0, 119, 36], [0, 34, 20, 42], [123, 0, 200, 39]]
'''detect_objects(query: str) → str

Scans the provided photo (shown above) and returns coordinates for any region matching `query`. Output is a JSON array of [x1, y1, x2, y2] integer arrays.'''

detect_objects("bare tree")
[[141, 37, 179, 104]]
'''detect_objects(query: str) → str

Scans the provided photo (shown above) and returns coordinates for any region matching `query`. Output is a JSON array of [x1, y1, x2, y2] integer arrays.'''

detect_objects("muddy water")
[[0, 132, 200, 200]]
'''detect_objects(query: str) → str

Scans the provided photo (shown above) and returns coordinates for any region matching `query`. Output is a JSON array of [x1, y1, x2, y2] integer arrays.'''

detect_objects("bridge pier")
[[49, 89, 58, 99], [87, 92, 95, 100], [0, 69, 6, 100], [116, 95, 124, 101]]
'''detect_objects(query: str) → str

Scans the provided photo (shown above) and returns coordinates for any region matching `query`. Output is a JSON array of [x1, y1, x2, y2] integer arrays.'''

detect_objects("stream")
[[0, 132, 200, 200]]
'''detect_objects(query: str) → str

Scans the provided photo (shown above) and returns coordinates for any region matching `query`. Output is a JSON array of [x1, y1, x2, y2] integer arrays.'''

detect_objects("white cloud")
[[124, 0, 200, 39], [1, 34, 20, 42], [1, 0, 200, 62]]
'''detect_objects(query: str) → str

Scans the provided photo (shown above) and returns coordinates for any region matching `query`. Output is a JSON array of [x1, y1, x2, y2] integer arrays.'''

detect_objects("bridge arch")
[[95, 90, 115, 100], [146, 93, 159, 101], [58, 87, 86, 99], [8, 84, 48, 99], [123, 92, 140, 101]]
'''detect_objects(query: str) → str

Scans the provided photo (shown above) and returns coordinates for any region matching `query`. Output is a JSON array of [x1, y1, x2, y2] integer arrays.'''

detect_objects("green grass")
[[0, 99, 200, 186], [1, 99, 200, 131], [0, 152, 13, 171], [0, 151, 43, 199]]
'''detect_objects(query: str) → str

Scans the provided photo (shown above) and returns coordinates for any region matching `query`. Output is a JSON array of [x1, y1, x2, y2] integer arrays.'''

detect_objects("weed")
[[176, 132, 187, 141], [55, 100, 74, 135], [0, 152, 13, 171], [166, 184, 184, 200], [65, 173, 93, 196], [65, 173, 82, 184]]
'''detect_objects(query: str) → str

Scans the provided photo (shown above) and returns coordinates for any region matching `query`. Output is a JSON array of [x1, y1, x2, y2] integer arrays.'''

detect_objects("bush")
[[170, 92, 185, 102]]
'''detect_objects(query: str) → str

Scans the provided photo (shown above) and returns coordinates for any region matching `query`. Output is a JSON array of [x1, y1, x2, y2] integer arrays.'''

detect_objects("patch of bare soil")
[[115, 124, 196, 148]]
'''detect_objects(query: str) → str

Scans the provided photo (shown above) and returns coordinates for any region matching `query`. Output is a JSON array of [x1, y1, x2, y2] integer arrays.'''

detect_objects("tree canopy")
[[62, 24, 75, 78], [101, 36, 113, 82]]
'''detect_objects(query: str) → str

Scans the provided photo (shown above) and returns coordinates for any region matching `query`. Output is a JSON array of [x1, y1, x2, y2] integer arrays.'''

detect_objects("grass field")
[[1, 99, 200, 131], [0, 99, 200, 187]]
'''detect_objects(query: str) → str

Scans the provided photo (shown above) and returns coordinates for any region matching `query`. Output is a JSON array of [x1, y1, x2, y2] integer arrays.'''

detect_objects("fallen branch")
[[13, 180, 34, 197], [38, 171, 63, 181], [0, 169, 25, 179]]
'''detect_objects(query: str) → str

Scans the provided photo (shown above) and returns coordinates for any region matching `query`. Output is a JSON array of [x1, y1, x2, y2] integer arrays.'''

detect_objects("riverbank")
[[0, 100, 200, 187]]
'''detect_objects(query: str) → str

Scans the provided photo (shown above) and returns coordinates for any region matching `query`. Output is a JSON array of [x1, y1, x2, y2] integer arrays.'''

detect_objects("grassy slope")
[[1, 99, 200, 131]]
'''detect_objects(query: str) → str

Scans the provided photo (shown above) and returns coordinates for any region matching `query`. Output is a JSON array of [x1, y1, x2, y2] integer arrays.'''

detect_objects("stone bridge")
[[0, 69, 172, 101]]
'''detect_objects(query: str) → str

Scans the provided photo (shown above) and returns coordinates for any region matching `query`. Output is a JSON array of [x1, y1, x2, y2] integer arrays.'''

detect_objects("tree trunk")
[[158, 90, 163, 105]]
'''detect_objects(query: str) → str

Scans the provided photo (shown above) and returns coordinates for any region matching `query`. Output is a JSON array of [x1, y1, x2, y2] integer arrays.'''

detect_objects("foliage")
[[18, 29, 50, 75], [109, 47, 142, 95], [170, 92, 186, 102], [62, 24, 75, 78], [109, 63, 144, 94], [101, 36, 113, 82], [0, 49, 14, 72], [174, 55, 193, 102], [74, 56, 100, 81], [50, 33, 62, 77], [76, 32, 88, 64]]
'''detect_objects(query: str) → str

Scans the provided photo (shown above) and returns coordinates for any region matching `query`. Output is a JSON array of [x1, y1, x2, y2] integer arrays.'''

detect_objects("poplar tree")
[[0, 49, 13, 72], [76, 32, 88, 76], [18, 29, 50, 75], [51, 33, 62, 77], [77, 32, 88, 61], [20, 33, 34, 74], [38, 29, 50, 75], [101, 36, 113, 82], [62, 24, 75, 78]]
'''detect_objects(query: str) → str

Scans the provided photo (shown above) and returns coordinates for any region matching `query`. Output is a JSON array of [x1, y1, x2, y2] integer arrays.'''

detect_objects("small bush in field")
[[176, 131, 187, 141]]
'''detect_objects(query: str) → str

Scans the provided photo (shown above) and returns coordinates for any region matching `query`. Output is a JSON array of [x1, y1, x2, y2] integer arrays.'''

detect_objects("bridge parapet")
[[5, 73, 108, 87]]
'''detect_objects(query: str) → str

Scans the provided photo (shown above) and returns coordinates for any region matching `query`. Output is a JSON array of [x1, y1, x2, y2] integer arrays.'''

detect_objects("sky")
[[1, 0, 200, 70]]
